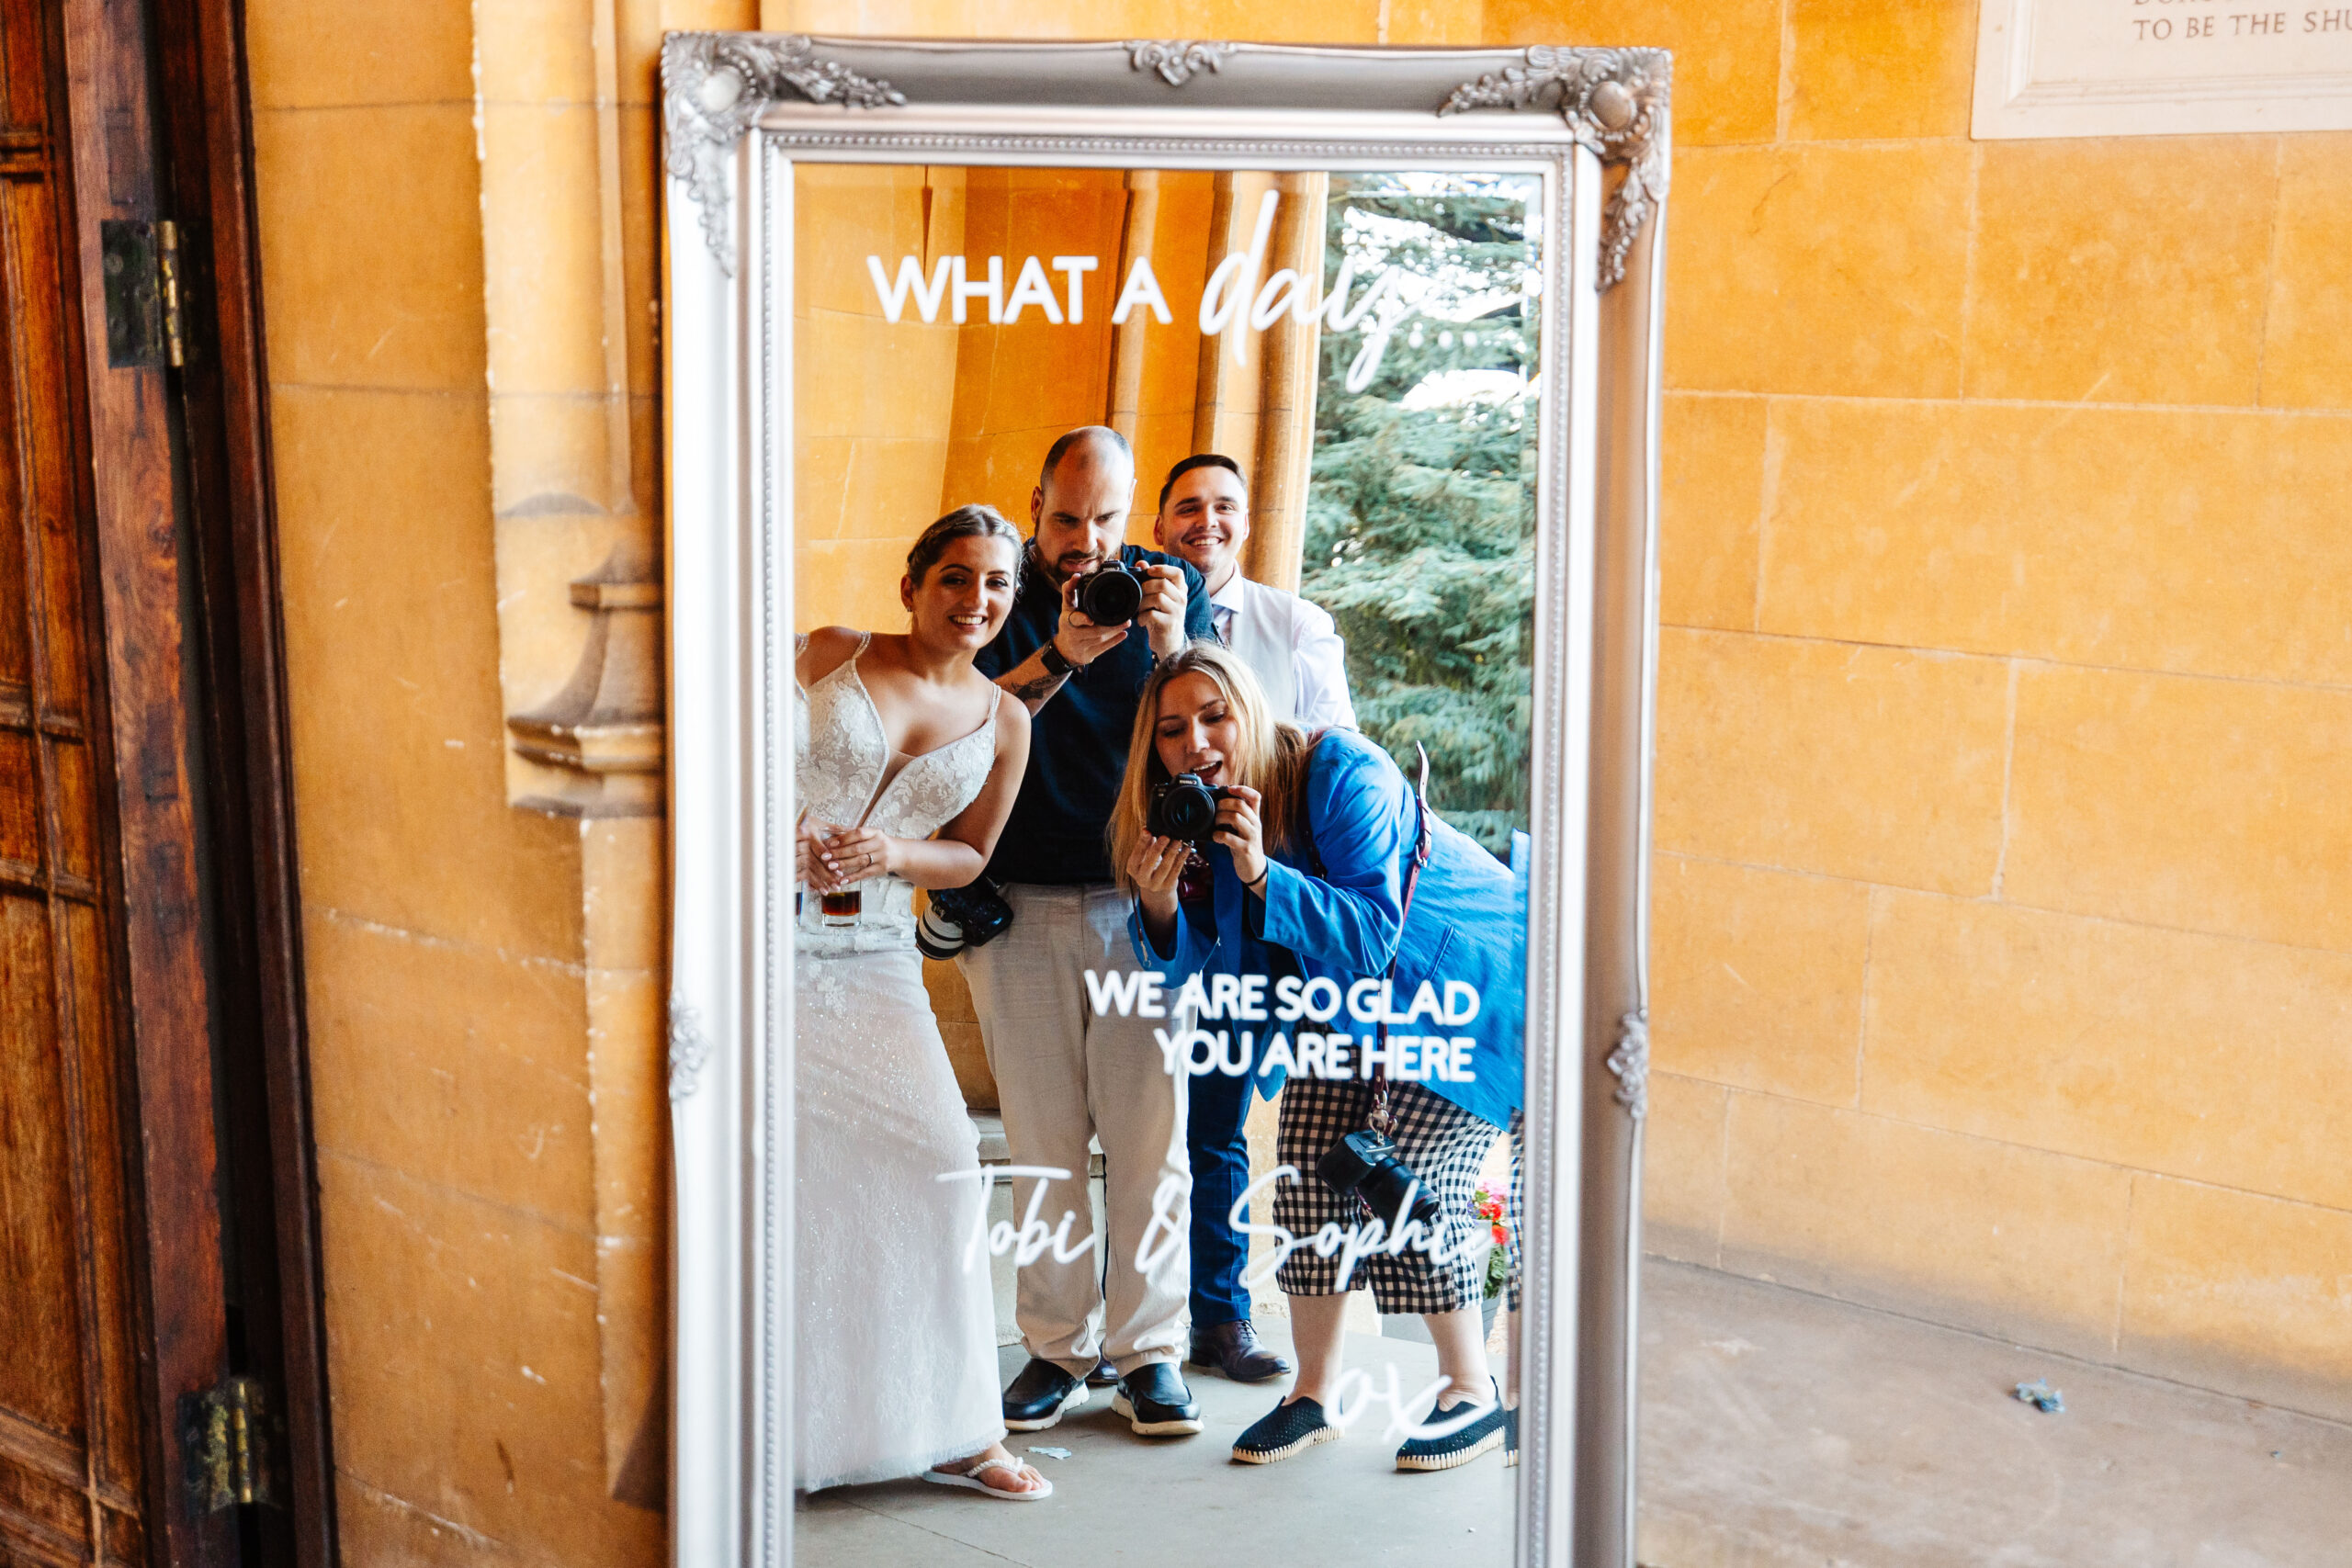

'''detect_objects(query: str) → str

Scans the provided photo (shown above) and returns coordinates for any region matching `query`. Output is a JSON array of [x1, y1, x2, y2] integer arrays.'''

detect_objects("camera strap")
[[1367, 745, 1434, 1139]]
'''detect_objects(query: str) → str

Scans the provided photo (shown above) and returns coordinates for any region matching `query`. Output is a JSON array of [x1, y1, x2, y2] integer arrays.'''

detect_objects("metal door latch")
[[179, 1374, 276, 1513], [100, 218, 184, 369]]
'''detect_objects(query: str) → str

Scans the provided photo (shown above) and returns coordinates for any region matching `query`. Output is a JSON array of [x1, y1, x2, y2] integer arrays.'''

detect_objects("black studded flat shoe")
[[1110, 1361, 1203, 1437], [1231, 1397, 1340, 1464], [1001, 1357, 1088, 1431], [1395, 1382, 1507, 1472]]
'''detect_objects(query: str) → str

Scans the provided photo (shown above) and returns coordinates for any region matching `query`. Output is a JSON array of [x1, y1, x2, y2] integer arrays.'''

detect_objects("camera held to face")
[[915, 874, 1013, 962], [1073, 557, 1142, 626], [1148, 772, 1234, 846]]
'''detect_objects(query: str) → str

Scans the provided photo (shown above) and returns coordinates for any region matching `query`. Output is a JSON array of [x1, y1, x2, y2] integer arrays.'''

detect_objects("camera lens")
[[1077, 562, 1141, 625], [1359, 1156, 1446, 1231], [1150, 774, 1219, 840], [921, 876, 1012, 959]]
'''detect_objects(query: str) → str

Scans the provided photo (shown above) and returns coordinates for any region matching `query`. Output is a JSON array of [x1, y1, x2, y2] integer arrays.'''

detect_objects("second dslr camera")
[[1073, 558, 1142, 626], [1148, 772, 1236, 847]]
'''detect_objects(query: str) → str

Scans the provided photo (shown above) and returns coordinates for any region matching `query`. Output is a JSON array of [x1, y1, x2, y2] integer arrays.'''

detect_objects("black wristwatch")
[[1040, 637, 1081, 678]]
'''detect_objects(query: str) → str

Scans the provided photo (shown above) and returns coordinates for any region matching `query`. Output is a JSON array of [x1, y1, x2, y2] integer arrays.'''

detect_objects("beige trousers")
[[959, 883, 1191, 1379]]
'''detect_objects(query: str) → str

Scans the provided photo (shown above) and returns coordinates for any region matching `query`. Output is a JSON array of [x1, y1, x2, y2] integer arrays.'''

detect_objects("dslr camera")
[[915, 875, 1013, 962], [1148, 772, 1235, 847], [1317, 1127, 1445, 1231], [1073, 558, 1143, 626]]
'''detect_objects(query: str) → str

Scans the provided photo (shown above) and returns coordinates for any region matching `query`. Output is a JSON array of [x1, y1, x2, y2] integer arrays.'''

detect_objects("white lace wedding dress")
[[794, 636, 1005, 1491]]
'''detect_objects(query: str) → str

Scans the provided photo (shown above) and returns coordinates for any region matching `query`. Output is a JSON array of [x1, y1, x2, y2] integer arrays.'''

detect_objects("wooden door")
[[0, 0, 178, 1556], [0, 0, 266, 1561]]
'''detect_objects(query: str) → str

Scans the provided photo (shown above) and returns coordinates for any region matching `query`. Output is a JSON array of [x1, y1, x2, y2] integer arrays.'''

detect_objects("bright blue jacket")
[[1126, 728, 1525, 1129]]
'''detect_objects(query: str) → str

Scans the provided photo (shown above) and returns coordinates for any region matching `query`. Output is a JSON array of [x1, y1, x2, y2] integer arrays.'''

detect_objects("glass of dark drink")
[[808, 819, 861, 927]]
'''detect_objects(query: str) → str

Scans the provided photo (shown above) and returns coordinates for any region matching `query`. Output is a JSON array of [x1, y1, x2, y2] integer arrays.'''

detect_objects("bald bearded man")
[[960, 426, 1215, 1441]]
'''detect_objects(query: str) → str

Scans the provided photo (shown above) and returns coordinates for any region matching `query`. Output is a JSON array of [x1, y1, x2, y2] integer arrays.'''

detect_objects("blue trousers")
[[1187, 1068, 1256, 1328]]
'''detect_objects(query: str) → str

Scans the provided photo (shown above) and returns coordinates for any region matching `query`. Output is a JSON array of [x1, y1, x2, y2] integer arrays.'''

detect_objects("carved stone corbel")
[[507, 545, 664, 818]]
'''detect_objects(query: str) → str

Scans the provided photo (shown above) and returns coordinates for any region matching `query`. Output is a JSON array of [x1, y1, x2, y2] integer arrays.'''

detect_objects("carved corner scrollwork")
[[668, 997, 711, 1101], [1441, 46, 1671, 289], [1604, 1008, 1649, 1121], [1126, 39, 1238, 86], [662, 33, 905, 275]]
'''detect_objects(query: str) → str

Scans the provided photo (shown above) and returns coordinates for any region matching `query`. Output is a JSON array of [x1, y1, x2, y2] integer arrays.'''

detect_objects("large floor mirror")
[[662, 38, 1667, 1568]]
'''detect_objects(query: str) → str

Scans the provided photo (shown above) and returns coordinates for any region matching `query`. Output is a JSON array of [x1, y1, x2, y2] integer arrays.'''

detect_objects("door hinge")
[[99, 217, 184, 369], [178, 1374, 277, 1513]]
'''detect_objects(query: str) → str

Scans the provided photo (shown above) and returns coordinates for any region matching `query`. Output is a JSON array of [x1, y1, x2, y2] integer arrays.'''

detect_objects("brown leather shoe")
[[1187, 1318, 1292, 1383]]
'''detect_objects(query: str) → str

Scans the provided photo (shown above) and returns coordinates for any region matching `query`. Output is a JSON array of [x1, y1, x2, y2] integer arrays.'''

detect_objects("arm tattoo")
[[1007, 668, 1070, 705]]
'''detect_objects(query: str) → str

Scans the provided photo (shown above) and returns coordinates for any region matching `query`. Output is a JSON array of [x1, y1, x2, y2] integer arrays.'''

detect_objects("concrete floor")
[[795, 1260, 2351, 1567], [796, 1329, 1517, 1567], [1639, 1260, 2351, 1568]]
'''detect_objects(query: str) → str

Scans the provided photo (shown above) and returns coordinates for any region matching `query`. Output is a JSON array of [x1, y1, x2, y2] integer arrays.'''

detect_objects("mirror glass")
[[787, 161, 1543, 1562]]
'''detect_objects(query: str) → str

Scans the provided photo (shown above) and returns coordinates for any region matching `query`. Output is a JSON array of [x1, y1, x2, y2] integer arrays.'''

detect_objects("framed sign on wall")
[[1975, 0, 2352, 138]]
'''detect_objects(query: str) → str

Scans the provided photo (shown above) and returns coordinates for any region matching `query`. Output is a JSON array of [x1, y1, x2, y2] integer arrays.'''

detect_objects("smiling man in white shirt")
[[1151, 454, 1356, 731], [1147, 451, 1356, 1392]]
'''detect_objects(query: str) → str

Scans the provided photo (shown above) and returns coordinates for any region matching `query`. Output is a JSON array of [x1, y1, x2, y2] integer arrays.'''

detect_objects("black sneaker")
[[1502, 1404, 1520, 1467], [1395, 1383, 1507, 1472], [1085, 1357, 1120, 1388], [1002, 1357, 1088, 1431], [1231, 1397, 1340, 1464], [1109, 1361, 1203, 1437]]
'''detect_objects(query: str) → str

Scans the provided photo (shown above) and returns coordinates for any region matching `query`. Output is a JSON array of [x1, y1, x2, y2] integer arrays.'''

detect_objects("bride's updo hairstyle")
[[906, 503, 1022, 586], [1108, 643, 1317, 893]]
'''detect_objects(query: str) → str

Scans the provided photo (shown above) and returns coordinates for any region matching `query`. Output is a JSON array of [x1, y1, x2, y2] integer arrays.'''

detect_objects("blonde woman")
[[1111, 645, 1525, 1472]]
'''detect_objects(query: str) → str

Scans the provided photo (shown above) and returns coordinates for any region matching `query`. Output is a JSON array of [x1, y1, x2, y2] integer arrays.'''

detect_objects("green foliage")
[[1304, 175, 1537, 853]]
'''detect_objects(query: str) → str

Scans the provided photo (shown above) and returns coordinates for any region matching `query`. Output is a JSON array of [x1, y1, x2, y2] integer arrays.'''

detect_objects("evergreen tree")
[[1304, 175, 1537, 853]]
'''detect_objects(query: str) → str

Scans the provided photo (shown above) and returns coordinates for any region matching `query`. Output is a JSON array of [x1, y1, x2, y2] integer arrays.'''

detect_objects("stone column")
[[1245, 171, 1327, 594]]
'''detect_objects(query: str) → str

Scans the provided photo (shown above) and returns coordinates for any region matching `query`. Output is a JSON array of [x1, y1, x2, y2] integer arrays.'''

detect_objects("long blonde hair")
[[1108, 643, 1317, 894]]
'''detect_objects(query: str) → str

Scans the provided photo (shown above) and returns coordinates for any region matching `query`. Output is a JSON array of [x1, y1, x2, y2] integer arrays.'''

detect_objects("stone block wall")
[[237, 2, 2352, 1564]]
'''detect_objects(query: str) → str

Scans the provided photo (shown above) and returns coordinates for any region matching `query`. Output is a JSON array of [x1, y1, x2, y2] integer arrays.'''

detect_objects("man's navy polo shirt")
[[975, 543, 1213, 886]]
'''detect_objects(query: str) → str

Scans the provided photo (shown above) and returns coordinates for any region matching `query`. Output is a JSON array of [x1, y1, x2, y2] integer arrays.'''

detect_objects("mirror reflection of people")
[[791, 506, 1052, 1500], [1152, 453, 1355, 730], [963, 426, 1218, 1438], [1150, 453, 1353, 1384], [1112, 645, 1525, 1472]]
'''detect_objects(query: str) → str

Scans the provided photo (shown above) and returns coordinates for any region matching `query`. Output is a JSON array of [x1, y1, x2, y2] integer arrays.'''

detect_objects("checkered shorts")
[[1273, 1076, 1504, 1315]]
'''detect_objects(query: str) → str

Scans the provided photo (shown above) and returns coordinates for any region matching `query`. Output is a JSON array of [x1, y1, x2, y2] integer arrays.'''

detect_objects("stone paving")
[[795, 1258, 2349, 1567]]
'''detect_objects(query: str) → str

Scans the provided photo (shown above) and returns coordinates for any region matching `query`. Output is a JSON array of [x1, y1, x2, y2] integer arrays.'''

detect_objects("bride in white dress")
[[794, 506, 1043, 1499]]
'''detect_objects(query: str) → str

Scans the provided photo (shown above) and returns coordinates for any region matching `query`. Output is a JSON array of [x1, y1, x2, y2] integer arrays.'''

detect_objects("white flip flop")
[[922, 1457, 1053, 1502]]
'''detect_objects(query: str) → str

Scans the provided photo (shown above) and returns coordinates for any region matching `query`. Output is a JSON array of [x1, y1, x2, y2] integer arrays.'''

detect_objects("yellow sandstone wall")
[[241, 0, 2351, 1563], [246, 1, 752, 1563], [1484, 0, 2352, 1421]]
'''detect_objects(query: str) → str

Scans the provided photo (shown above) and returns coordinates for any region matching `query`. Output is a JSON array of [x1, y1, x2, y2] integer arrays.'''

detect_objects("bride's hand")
[[797, 821, 837, 891], [821, 827, 895, 884]]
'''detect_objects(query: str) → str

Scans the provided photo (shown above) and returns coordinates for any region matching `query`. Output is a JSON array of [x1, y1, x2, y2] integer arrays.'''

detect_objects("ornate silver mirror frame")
[[659, 34, 1668, 1568]]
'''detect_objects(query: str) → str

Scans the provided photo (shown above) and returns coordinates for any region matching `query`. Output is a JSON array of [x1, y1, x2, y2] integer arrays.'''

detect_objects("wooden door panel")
[[0, 0, 39, 136], [0, 0, 183, 1562], [0, 732, 38, 863], [7, 175, 94, 729], [0, 896, 81, 1439]]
